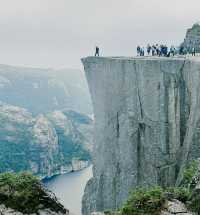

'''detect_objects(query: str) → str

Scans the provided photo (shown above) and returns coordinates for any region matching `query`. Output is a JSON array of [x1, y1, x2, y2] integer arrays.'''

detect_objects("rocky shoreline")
[[41, 160, 91, 180]]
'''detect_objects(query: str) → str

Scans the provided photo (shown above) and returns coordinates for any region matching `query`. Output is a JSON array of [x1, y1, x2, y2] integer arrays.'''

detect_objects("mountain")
[[0, 103, 93, 178], [46, 110, 93, 154], [0, 64, 92, 115], [82, 56, 200, 214]]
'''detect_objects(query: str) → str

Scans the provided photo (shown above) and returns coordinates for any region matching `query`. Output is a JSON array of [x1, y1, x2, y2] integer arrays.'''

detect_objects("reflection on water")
[[43, 166, 93, 215]]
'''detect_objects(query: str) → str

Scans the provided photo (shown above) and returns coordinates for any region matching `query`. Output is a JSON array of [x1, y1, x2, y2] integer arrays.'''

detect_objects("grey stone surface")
[[165, 200, 187, 213], [89, 200, 195, 215], [82, 56, 200, 215], [0, 205, 70, 215], [182, 23, 200, 52], [161, 200, 195, 215]]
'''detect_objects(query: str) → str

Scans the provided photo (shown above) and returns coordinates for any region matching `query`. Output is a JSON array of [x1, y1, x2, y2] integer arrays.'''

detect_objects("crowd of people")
[[94, 45, 197, 57], [137, 44, 196, 57]]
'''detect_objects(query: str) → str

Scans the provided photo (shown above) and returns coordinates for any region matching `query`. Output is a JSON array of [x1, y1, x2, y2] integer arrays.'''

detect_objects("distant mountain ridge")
[[0, 64, 92, 115], [0, 102, 93, 178]]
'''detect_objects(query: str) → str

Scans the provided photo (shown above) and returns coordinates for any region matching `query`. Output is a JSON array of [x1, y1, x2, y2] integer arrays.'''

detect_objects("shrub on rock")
[[0, 172, 68, 214]]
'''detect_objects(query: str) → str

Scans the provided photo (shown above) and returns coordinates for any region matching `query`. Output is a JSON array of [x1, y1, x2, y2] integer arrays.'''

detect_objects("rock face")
[[0, 204, 69, 215], [182, 23, 200, 52], [161, 200, 195, 215], [90, 200, 196, 215], [82, 56, 200, 214], [46, 110, 93, 174], [0, 103, 93, 178]]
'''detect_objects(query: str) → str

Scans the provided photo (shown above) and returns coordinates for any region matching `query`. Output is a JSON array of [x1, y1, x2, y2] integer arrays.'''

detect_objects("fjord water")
[[43, 166, 93, 215]]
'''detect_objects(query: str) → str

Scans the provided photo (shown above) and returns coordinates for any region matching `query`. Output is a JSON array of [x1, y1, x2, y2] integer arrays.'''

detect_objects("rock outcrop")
[[182, 23, 200, 52], [90, 200, 196, 215], [0, 204, 69, 215], [0, 172, 69, 215], [161, 200, 195, 215], [82, 56, 200, 214]]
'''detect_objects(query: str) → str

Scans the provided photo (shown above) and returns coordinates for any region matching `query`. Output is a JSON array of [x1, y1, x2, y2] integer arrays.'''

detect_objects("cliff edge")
[[82, 56, 200, 215]]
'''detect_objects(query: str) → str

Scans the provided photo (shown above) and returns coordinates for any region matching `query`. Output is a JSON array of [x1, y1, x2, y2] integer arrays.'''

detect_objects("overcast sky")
[[0, 0, 199, 69]]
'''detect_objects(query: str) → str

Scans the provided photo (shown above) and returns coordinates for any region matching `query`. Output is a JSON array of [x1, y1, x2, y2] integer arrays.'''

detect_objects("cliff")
[[82, 56, 200, 214]]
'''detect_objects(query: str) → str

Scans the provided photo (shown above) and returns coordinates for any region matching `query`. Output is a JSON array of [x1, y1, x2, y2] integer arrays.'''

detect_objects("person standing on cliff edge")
[[192, 47, 196, 56], [95, 46, 100, 57]]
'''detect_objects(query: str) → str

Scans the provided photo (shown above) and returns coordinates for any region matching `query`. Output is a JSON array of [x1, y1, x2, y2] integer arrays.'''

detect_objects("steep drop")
[[82, 56, 200, 215]]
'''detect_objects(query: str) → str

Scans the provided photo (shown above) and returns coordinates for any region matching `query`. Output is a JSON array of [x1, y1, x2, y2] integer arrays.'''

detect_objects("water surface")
[[44, 166, 92, 215]]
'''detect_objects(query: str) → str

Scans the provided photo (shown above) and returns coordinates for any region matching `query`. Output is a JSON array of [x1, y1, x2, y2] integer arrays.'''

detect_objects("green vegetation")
[[165, 187, 191, 202], [120, 186, 193, 215], [189, 188, 200, 215], [0, 172, 67, 214], [121, 187, 165, 215], [114, 161, 200, 215], [182, 161, 198, 187], [183, 161, 200, 215], [0, 107, 92, 177], [104, 210, 113, 215], [57, 130, 91, 164]]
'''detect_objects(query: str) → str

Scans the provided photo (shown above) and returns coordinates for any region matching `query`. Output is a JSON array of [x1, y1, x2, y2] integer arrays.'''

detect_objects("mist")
[[0, 0, 199, 69]]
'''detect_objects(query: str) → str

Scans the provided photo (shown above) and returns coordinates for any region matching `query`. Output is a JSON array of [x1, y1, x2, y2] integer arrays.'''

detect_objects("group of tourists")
[[137, 44, 197, 57], [94, 45, 197, 57], [137, 44, 177, 57]]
